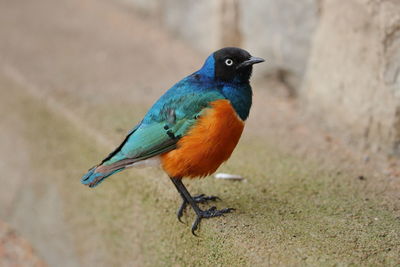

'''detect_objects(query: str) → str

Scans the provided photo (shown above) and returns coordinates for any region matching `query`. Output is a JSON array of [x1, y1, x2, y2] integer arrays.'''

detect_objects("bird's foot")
[[177, 194, 220, 222], [191, 206, 235, 236], [193, 194, 221, 204]]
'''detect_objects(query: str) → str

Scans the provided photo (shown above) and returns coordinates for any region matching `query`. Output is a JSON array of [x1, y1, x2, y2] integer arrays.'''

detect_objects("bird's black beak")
[[236, 56, 265, 69]]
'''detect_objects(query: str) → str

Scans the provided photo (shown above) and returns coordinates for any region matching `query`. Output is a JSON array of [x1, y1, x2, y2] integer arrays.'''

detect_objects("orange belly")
[[161, 99, 244, 178]]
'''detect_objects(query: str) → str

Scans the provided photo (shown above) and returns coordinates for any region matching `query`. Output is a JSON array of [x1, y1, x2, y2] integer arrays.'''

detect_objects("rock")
[[162, 0, 242, 53], [302, 0, 400, 155], [162, 0, 221, 52], [120, 0, 319, 88], [120, 0, 161, 17], [240, 0, 319, 86]]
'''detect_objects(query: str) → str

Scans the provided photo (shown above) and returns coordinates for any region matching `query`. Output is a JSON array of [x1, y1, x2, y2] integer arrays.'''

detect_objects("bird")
[[81, 47, 264, 235]]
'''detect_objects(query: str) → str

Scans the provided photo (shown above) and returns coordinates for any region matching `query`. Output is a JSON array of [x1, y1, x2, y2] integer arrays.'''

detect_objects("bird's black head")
[[212, 47, 264, 82]]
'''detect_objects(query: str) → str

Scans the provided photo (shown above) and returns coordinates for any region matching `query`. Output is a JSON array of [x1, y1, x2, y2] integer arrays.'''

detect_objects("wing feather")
[[100, 86, 225, 169]]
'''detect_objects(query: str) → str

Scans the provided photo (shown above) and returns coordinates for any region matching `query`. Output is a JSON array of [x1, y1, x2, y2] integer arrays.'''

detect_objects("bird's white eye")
[[225, 58, 234, 66]]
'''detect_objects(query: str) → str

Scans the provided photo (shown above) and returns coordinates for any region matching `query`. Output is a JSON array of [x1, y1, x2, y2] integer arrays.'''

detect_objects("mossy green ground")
[[6, 76, 400, 266]]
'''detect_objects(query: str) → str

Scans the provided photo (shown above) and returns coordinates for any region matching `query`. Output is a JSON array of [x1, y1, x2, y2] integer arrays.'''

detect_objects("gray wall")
[[302, 0, 400, 154], [121, 0, 319, 88], [121, 0, 400, 155]]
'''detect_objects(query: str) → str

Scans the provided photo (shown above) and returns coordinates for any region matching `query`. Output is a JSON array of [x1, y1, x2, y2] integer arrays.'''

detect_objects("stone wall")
[[302, 0, 400, 154], [121, 0, 400, 155], [240, 0, 319, 87], [120, 0, 319, 87]]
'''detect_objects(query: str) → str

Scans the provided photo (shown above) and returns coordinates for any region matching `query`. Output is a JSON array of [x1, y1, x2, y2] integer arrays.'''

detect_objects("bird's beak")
[[236, 56, 265, 69]]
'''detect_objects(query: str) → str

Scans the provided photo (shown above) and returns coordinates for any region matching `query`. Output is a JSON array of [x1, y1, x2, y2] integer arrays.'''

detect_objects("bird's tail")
[[81, 165, 124, 188]]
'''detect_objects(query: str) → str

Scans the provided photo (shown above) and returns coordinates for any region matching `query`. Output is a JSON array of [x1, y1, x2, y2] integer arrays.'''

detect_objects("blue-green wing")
[[101, 86, 225, 167]]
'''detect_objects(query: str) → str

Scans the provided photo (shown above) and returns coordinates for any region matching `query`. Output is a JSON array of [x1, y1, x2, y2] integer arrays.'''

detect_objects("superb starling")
[[82, 47, 264, 235]]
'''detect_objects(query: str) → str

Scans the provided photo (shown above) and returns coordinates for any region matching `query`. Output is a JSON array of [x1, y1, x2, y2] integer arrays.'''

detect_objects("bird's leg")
[[170, 177, 234, 235], [176, 194, 220, 223], [174, 183, 189, 223], [170, 178, 220, 223]]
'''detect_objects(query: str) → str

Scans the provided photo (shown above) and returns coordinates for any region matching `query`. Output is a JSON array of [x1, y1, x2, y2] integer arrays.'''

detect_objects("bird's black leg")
[[170, 177, 234, 235], [173, 182, 189, 223], [176, 194, 220, 223], [170, 178, 220, 223]]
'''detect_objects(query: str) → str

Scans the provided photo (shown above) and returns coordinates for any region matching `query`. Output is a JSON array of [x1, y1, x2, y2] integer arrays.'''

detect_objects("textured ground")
[[0, 0, 400, 266], [0, 221, 46, 267]]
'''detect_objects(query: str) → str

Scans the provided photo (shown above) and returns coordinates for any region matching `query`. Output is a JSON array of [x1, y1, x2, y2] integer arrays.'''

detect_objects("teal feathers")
[[81, 47, 260, 187]]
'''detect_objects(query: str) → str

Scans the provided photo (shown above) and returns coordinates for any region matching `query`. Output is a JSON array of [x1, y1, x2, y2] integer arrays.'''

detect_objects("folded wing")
[[81, 82, 225, 187]]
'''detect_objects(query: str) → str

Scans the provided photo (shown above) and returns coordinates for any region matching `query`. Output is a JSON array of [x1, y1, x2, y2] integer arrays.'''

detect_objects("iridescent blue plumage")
[[81, 47, 265, 235], [81, 50, 255, 187]]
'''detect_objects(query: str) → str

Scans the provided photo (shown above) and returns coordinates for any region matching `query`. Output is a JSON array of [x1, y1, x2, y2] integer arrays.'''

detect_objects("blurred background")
[[1, 0, 400, 266]]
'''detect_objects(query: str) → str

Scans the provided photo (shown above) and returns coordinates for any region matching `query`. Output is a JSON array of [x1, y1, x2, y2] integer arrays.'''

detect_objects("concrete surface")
[[240, 0, 319, 86], [119, 0, 319, 88], [0, 221, 46, 267], [1, 0, 400, 266], [302, 0, 400, 155], [122, 0, 400, 157]]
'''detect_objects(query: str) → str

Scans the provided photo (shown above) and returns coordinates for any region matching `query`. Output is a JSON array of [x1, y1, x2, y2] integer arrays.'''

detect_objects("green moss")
[[9, 85, 400, 266]]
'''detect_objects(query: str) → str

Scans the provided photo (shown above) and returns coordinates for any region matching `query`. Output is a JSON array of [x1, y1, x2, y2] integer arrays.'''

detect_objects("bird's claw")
[[191, 207, 235, 236], [193, 194, 221, 203], [176, 194, 220, 222], [177, 201, 188, 223]]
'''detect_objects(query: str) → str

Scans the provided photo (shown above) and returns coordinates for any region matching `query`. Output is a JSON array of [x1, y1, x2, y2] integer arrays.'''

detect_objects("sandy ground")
[[0, 221, 46, 267], [1, 0, 400, 266]]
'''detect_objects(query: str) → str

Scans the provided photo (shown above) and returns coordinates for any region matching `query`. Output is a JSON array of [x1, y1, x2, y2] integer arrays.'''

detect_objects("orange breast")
[[161, 99, 244, 178]]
